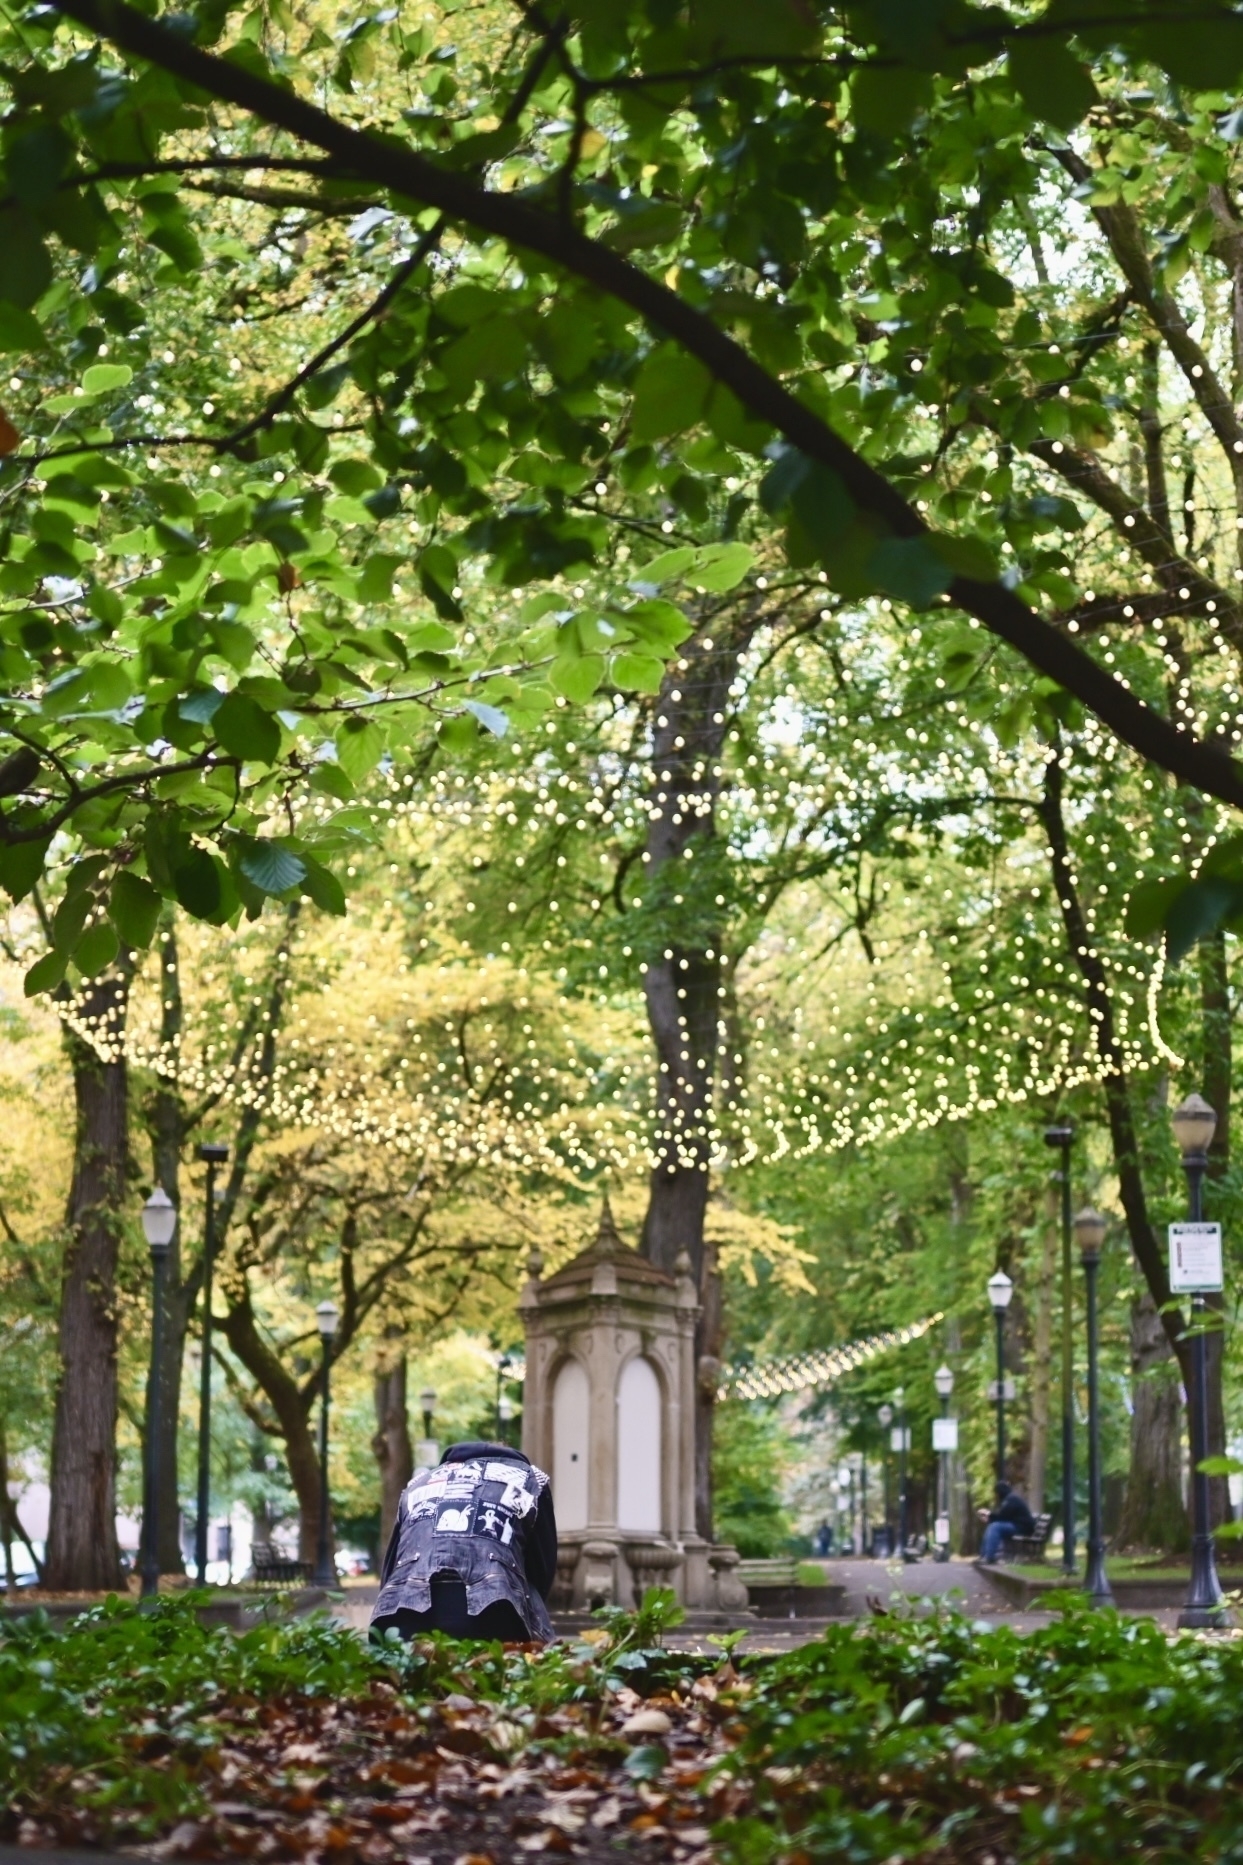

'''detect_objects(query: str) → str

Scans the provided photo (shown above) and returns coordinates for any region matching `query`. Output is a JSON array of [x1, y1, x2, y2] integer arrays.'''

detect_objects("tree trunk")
[[45, 968, 131, 1592], [1025, 1181, 1058, 1512], [146, 920, 191, 1572], [638, 628, 746, 1541], [219, 1286, 327, 1564], [373, 1344, 413, 1555], [1115, 1287, 1190, 1551]]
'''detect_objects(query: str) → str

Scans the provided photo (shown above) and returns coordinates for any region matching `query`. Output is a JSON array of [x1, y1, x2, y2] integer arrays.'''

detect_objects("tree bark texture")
[[638, 628, 744, 1541], [45, 969, 131, 1592], [1115, 1287, 1190, 1552], [373, 1344, 413, 1555], [219, 1287, 327, 1565], [144, 921, 191, 1572]]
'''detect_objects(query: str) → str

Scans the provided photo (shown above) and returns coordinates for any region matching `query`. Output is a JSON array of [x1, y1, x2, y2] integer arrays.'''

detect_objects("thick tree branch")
[[47, 0, 1243, 813]]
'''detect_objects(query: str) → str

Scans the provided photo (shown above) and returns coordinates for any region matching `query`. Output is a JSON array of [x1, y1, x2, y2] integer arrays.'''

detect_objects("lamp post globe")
[[934, 1363, 954, 1400], [1171, 1095, 1229, 1629], [139, 1187, 177, 1601], [312, 1300, 340, 1589]]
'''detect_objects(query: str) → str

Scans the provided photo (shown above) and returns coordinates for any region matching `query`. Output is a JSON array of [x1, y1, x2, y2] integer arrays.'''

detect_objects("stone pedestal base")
[[551, 1531, 743, 1611]]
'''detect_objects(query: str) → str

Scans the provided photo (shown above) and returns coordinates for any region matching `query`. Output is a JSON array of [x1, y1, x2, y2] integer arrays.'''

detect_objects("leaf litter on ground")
[[6, 1590, 1243, 1861]]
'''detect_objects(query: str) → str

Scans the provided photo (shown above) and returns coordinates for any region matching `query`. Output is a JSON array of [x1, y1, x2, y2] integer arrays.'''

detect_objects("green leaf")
[[0, 834, 51, 903], [24, 948, 66, 996], [0, 208, 51, 309], [1008, 38, 1098, 131], [551, 652, 606, 702], [1125, 876, 1188, 942], [357, 553, 403, 603], [239, 839, 307, 896], [631, 345, 712, 443], [299, 851, 347, 915], [336, 717, 384, 784], [213, 692, 281, 764], [612, 651, 666, 692], [851, 65, 932, 137], [692, 542, 754, 592], [870, 536, 952, 608], [462, 699, 508, 737], [81, 362, 133, 396], [172, 846, 223, 919], [109, 870, 162, 949], [75, 919, 120, 976], [0, 302, 46, 354]]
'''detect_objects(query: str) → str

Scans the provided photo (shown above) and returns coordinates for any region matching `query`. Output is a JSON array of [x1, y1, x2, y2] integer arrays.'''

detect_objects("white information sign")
[[1169, 1222, 1224, 1293], [932, 1417, 959, 1453], [934, 1514, 951, 1546], [986, 1378, 1017, 1402], [889, 1426, 911, 1453]]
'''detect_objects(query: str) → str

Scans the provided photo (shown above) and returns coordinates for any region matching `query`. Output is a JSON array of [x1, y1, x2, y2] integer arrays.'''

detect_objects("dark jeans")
[[981, 1520, 1017, 1563], [371, 1576, 530, 1643]]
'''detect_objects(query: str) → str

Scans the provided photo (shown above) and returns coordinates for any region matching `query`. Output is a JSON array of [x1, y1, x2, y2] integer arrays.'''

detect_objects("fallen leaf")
[[0, 409, 18, 455], [623, 1709, 673, 1736]]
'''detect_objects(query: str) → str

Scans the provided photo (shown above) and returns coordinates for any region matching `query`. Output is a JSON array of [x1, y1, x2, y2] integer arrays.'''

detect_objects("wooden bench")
[[251, 1542, 313, 1586], [1001, 1512, 1054, 1564]]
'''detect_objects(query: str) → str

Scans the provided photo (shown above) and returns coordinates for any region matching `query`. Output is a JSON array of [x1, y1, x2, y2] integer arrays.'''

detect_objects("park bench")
[[1001, 1512, 1054, 1564], [250, 1542, 313, 1586]]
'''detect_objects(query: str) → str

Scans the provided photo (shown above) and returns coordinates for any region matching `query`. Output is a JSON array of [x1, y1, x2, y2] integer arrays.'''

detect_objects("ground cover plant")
[[6, 1594, 1243, 1863]]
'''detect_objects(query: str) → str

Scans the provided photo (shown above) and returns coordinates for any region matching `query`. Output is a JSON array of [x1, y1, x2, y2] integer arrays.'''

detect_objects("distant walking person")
[[978, 1480, 1035, 1563], [371, 1440, 558, 1643]]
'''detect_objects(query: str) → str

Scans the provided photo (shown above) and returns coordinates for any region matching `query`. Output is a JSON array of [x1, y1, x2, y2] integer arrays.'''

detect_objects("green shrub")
[[713, 1400, 792, 1557]]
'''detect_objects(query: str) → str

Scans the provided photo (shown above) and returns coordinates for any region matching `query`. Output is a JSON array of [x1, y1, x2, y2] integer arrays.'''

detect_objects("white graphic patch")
[[435, 1505, 471, 1533], [499, 1479, 535, 1517]]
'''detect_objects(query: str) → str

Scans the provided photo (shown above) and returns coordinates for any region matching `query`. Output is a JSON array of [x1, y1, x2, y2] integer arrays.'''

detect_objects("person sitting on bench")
[[978, 1480, 1035, 1563], [370, 1440, 558, 1643]]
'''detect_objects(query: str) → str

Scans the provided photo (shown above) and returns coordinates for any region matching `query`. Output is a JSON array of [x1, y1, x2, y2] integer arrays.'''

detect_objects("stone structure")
[[520, 1200, 748, 1614]]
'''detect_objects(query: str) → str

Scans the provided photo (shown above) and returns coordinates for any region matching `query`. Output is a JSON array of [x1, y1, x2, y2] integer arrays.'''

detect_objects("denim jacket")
[[371, 1446, 555, 1642]]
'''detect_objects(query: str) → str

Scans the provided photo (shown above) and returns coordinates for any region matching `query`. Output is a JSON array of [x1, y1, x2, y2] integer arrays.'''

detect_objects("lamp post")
[[894, 1386, 909, 1557], [860, 1450, 869, 1557], [934, 1362, 954, 1562], [1074, 1207, 1113, 1608], [1172, 1093, 1227, 1629], [496, 1352, 513, 1440], [878, 1403, 893, 1555], [139, 1186, 177, 1601], [312, 1300, 340, 1589], [194, 1142, 229, 1586], [837, 1464, 853, 1553], [1044, 1124, 1076, 1574], [988, 1270, 1014, 1491], [420, 1386, 437, 1440]]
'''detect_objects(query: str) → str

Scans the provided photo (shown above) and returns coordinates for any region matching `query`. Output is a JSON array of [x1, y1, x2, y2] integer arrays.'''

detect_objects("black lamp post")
[[1074, 1206, 1114, 1608], [894, 1386, 909, 1557], [194, 1142, 228, 1586], [860, 1450, 869, 1557], [934, 1362, 954, 1561], [1044, 1123, 1077, 1575], [1172, 1093, 1228, 1630], [988, 1269, 1013, 1490], [420, 1386, 437, 1440], [139, 1186, 176, 1601], [312, 1299, 340, 1589], [878, 1402, 893, 1554]]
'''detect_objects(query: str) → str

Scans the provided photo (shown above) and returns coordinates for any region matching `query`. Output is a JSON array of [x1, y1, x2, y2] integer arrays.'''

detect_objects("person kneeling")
[[370, 1440, 557, 1644]]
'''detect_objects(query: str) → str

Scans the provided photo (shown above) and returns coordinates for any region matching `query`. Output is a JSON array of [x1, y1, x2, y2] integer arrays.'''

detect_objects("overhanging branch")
[[45, 0, 1243, 813]]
